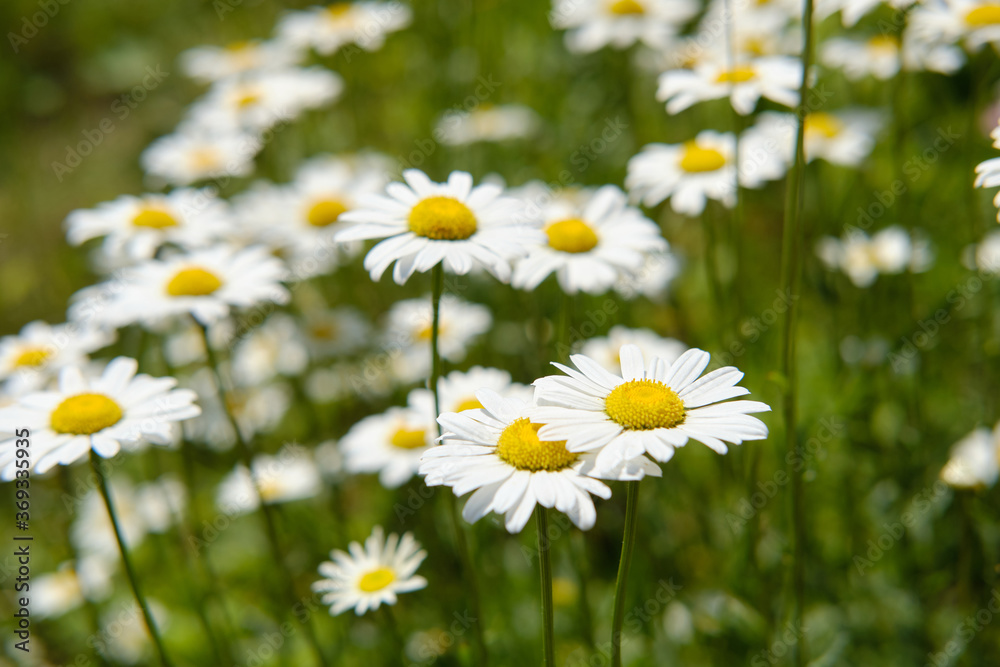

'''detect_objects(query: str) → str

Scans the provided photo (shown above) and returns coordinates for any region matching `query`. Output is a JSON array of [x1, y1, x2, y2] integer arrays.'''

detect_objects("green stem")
[[611, 480, 641, 667], [382, 606, 407, 664], [90, 450, 174, 667], [536, 507, 555, 667], [430, 264, 445, 421]]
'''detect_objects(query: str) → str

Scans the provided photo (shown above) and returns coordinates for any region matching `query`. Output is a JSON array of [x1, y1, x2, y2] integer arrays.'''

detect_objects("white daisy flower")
[[910, 0, 1000, 51], [815, 226, 930, 287], [967, 230, 1000, 272], [187, 67, 343, 133], [0, 358, 199, 479], [821, 35, 902, 80], [33, 559, 114, 619], [141, 127, 259, 186], [302, 306, 372, 359], [179, 39, 303, 83], [656, 55, 801, 116], [974, 156, 1000, 222], [742, 110, 882, 171], [336, 170, 543, 284], [407, 366, 532, 418], [0, 321, 113, 396], [613, 249, 682, 301], [436, 104, 541, 145], [550, 0, 699, 53], [181, 369, 291, 450], [230, 314, 309, 387], [578, 326, 686, 373], [340, 404, 437, 488], [64, 188, 234, 262], [531, 344, 771, 474], [511, 185, 667, 295], [277, 2, 413, 56], [422, 389, 661, 533], [381, 297, 492, 384], [216, 448, 322, 514], [815, 0, 915, 26], [313, 526, 427, 616], [901, 32, 966, 74], [940, 424, 1000, 489], [693, 0, 800, 60], [71, 245, 289, 329]]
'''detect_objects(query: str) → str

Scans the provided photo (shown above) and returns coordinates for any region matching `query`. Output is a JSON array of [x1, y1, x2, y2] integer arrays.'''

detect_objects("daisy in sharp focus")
[[313, 526, 427, 616], [511, 185, 668, 295], [141, 126, 259, 186], [0, 321, 113, 396], [340, 399, 437, 488], [421, 389, 661, 533], [550, 0, 699, 53], [277, 1, 413, 56], [335, 170, 543, 284], [940, 423, 1000, 489], [531, 344, 771, 474], [179, 39, 303, 83], [656, 55, 801, 116], [0, 358, 200, 479]]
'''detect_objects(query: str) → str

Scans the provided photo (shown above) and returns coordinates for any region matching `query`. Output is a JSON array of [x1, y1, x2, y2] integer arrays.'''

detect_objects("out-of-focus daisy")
[[162, 320, 234, 369], [72, 245, 289, 329], [966, 230, 1000, 272], [0, 358, 199, 479], [910, 0, 1000, 51], [816, 226, 932, 287], [187, 67, 343, 133], [550, 0, 698, 53], [613, 250, 682, 301], [277, 2, 413, 56], [422, 389, 661, 533], [216, 448, 322, 514], [302, 306, 372, 359], [313, 526, 427, 616], [821, 35, 902, 80], [141, 127, 259, 186], [179, 39, 303, 83], [532, 344, 771, 474], [340, 403, 437, 488], [742, 110, 882, 171], [692, 0, 800, 60], [940, 424, 1000, 489], [815, 0, 915, 26], [656, 55, 801, 116], [408, 366, 531, 419], [0, 321, 113, 396], [336, 170, 542, 284], [33, 559, 114, 619], [578, 326, 686, 373], [231, 314, 309, 387], [181, 369, 291, 450], [901, 32, 966, 73], [382, 297, 492, 384], [511, 185, 667, 295], [64, 189, 233, 262], [436, 104, 541, 145], [975, 156, 1000, 221]]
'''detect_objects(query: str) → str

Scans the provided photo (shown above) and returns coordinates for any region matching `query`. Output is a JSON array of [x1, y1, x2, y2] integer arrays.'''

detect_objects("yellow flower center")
[[608, 0, 645, 14], [605, 379, 685, 430], [309, 322, 339, 340], [327, 2, 353, 17], [226, 40, 254, 52], [14, 347, 51, 368], [132, 207, 179, 229], [390, 427, 427, 449], [165, 267, 224, 297], [804, 112, 841, 139], [545, 218, 599, 254], [867, 35, 899, 52], [306, 198, 349, 227], [190, 148, 222, 170], [50, 393, 124, 435], [236, 91, 261, 108], [257, 476, 283, 502], [358, 566, 396, 592], [454, 397, 484, 412], [408, 196, 478, 240], [679, 142, 727, 173], [715, 66, 757, 84], [966, 4, 1000, 25], [496, 418, 579, 472]]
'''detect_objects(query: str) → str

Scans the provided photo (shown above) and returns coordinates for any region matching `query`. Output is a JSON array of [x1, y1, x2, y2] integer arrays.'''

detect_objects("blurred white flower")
[[141, 127, 259, 186], [742, 109, 883, 171], [216, 448, 322, 514], [551, 0, 698, 53], [277, 1, 412, 56], [940, 424, 1000, 489], [179, 39, 303, 83], [302, 306, 372, 359], [408, 366, 532, 419], [340, 403, 437, 488], [821, 35, 902, 80], [967, 230, 1000, 272], [0, 320, 113, 396], [578, 326, 686, 373], [181, 368, 291, 450], [33, 559, 113, 619], [911, 0, 1000, 52], [436, 104, 541, 145], [816, 226, 932, 287], [613, 249, 681, 301], [231, 314, 309, 387], [657, 55, 801, 116]]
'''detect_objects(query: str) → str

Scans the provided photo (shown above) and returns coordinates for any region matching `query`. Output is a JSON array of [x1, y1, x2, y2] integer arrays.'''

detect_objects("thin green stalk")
[[382, 606, 407, 663], [778, 0, 815, 664], [430, 264, 445, 421], [536, 507, 555, 667], [90, 450, 174, 667], [611, 480, 641, 667]]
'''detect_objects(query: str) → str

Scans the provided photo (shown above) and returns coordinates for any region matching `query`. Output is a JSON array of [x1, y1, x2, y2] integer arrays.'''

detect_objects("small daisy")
[[910, 0, 1000, 51], [72, 245, 289, 329], [277, 2, 413, 56], [216, 448, 322, 514], [34, 559, 113, 619], [742, 110, 882, 171], [141, 127, 259, 186], [816, 226, 931, 287], [179, 39, 303, 83], [302, 306, 372, 359], [340, 403, 437, 488], [0, 321, 113, 396], [511, 185, 667, 295], [967, 230, 1000, 272], [815, 0, 915, 26], [436, 104, 541, 145], [421, 389, 661, 533], [974, 156, 1000, 221], [64, 188, 234, 262], [336, 170, 543, 284], [407, 366, 532, 419], [313, 526, 427, 616], [821, 35, 902, 80], [531, 345, 771, 474], [550, 0, 699, 53], [694, 0, 801, 59], [656, 55, 801, 116], [0, 358, 200, 479], [613, 249, 682, 301], [578, 326, 686, 373], [230, 314, 309, 387], [181, 369, 291, 450], [940, 424, 1000, 489]]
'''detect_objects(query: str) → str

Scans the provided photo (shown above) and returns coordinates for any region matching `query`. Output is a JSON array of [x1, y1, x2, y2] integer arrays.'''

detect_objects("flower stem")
[[611, 480, 640, 667], [536, 507, 555, 667], [430, 264, 445, 420], [90, 450, 174, 667]]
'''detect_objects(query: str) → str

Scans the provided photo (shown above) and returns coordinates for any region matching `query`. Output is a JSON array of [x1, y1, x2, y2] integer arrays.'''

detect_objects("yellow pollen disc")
[[50, 393, 123, 435], [166, 267, 224, 297], [744, 37, 767, 56], [867, 35, 899, 51], [966, 4, 1000, 25], [496, 418, 579, 472], [132, 207, 178, 229], [804, 112, 841, 139], [715, 65, 757, 84], [327, 2, 353, 17], [390, 427, 427, 449], [226, 40, 254, 52], [190, 148, 221, 170], [605, 379, 685, 430], [408, 196, 478, 240], [309, 322, 338, 340], [14, 348, 51, 368], [306, 198, 349, 227], [609, 0, 645, 14], [679, 142, 727, 173], [454, 397, 483, 412], [358, 566, 396, 592], [236, 91, 261, 108], [546, 218, 599, 254]]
